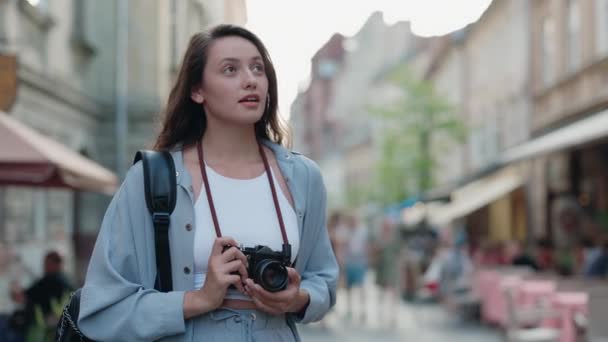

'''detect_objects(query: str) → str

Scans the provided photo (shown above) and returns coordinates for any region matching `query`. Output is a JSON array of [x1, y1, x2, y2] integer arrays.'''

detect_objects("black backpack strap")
[[134, 150, 177, 292]]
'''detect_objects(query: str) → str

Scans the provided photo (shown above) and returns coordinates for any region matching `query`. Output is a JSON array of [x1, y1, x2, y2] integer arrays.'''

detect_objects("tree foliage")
[[369, 65, 466, 206]]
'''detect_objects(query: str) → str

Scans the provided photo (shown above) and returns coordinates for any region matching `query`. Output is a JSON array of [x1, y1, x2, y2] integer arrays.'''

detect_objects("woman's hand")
[[184, 237, 248, 319], [244, 268, 310, 316]]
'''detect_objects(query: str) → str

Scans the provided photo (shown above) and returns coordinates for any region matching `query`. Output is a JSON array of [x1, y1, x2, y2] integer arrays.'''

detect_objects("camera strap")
[[197, 140, 290, 246]]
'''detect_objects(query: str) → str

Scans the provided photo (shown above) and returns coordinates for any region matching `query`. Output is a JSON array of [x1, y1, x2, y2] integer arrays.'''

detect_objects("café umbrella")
[[0, 111, 118, 194]]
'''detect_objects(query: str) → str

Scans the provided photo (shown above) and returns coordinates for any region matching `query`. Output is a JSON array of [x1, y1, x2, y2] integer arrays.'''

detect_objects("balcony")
[[532, 56, 608, 133]]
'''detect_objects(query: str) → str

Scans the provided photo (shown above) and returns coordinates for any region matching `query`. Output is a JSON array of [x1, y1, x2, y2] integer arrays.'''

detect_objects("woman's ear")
[[191, 87, 205, 104]]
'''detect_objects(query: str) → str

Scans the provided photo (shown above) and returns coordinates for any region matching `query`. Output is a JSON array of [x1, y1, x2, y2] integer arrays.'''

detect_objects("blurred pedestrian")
[[343, 213, 369, 323], [581, 238, 602, 276], [586, 241, 608, 278], [438, 231, 473, 300], [508, 241, 540, 271], [371, 218, 401, 328], [9, 250, 73, 340], [536, 238, 555, 271], [319, 210, 346, 329]]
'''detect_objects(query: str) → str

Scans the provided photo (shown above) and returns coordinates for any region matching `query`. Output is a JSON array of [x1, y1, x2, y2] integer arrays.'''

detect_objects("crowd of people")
[[421, 233, 608, 311], [325, 210, 408, 328], [5, 215, 608, 339], [470, 238, 608, 279]]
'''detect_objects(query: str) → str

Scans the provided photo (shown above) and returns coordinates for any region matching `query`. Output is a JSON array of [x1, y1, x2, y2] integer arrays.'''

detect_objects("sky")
[[245, 0, 492, 119]]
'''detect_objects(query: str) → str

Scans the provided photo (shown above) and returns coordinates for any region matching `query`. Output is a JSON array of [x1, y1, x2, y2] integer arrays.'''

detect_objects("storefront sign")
[[0, 54, 17, 111]]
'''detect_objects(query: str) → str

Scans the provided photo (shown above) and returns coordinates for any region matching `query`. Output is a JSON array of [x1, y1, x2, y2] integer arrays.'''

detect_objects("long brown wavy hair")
[[154, 25, 290, 150]]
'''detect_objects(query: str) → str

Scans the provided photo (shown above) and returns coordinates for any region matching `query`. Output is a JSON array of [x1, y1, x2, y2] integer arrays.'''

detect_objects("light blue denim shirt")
[[78, 140, 338, 341]]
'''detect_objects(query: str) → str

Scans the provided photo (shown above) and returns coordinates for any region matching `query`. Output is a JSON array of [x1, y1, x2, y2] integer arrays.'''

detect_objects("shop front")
[[0, 110, 117, 313], [500, 108, 608, 274], [428, 164, 529, 252]]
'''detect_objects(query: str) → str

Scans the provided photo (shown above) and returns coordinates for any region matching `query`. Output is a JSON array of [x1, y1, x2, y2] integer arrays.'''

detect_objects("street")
[[299, 273, 501, 341]]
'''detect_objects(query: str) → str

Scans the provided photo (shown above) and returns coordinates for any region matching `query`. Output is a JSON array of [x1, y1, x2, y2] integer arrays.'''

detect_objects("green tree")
[[370, 65, 466, 206]]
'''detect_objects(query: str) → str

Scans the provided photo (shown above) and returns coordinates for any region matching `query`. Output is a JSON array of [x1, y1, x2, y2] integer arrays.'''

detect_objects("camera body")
[[225, 244, 292, 292]]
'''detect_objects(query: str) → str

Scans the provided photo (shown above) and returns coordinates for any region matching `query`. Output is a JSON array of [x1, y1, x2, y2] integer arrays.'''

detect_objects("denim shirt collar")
[[169, 140, 293, 188], [168, 140, 302, 216]]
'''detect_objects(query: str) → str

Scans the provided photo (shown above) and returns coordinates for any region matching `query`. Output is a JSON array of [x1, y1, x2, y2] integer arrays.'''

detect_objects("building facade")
[[527, 0, 608, 248], [293, 12, 421, 208], [290, 33, 345, 160], [0, 0, 246, 313]]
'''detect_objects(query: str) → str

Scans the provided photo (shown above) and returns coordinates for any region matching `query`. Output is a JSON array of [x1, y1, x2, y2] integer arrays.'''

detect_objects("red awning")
[[0, 111, 118, 194]]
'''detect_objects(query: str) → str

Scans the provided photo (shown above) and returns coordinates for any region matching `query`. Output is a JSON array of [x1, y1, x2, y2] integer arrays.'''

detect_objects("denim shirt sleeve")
[[78, 162, 186, 341], [290, 156, 339, 323]]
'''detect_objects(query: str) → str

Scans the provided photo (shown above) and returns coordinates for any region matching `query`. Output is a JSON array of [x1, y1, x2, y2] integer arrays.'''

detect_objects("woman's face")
[[191, 36, 269, 126]]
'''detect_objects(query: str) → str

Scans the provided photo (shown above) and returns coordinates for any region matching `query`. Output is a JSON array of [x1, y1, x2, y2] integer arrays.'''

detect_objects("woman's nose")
[[243, 71, 257, 89]]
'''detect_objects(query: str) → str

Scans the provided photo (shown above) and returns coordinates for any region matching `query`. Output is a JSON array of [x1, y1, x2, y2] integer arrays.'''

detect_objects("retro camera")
[[224, 244, 292, 292]]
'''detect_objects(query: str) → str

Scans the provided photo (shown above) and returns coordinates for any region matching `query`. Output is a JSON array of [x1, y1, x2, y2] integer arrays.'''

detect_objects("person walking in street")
[[78, 24, 338, 341], [508, 240, 541, 271], [585, 241, 608, 278], [343, 213, 369, 324], [371, 218, 401, 328]]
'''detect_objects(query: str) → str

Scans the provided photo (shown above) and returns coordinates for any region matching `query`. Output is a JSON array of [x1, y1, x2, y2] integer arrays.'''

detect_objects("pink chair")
[[478, 270, 501, 323], [551, 292, 587, 342], [504, 287, 561, 342], [518, 280, 557, 309]]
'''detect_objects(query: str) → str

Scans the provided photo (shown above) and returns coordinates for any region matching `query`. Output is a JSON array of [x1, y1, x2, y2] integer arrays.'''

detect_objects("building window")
[[71, 0, 95, 56], [188, 2, 204, 36], [33, 190, 47, 241], [567, 0, 581, 71], [317, 59, 338, 79], [542, 15, 556, 86], [597, 0, 608, 56], [170, 0, 179, 70], [25, 0, 48, 11], [18, 0, 53, 30]]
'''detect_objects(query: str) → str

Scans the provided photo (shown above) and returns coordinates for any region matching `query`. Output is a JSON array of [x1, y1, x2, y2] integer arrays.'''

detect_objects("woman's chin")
[[226, 115, 264, 127]]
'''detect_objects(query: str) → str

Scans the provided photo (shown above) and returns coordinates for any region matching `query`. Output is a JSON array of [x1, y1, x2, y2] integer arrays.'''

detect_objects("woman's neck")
[[201, 124, 261, 165]]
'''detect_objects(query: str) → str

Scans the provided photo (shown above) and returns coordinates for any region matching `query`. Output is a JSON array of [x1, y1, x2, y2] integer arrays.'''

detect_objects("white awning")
[[402, 201, 446, 227], [500, 108, 608, 164], [430, 166, 524, 225]]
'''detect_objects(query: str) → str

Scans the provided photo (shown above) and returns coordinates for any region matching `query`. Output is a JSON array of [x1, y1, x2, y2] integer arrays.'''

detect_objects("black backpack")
[[55, 150, 177, 342]]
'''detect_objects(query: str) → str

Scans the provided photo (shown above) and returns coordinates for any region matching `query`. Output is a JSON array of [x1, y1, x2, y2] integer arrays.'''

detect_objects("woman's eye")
[[223, 66, 236, 74], [252, 64, 264, 73]]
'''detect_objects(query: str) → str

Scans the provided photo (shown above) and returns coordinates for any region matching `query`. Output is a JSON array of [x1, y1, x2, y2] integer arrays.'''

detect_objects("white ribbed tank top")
[[192, 163, 299, 300]]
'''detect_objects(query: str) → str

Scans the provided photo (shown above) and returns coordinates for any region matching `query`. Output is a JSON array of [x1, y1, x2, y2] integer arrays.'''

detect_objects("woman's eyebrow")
[[218, 56, 263, 65], [218, 57, 241, 65]]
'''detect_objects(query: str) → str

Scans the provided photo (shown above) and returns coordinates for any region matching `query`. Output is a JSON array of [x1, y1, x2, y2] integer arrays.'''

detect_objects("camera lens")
[[255, 259, 288, 292]]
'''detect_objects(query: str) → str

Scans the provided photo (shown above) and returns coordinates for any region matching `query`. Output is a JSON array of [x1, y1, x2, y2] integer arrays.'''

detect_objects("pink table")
[[518, 280, 556, 308], [542, 292, 588, 342], [476, 270, 499, 323], [475, 269, 539, 326], [489, 275, 523, 326]]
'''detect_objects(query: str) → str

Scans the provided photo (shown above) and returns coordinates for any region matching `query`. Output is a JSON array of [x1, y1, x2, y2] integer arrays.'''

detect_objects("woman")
[[78, 25, 338, 341]]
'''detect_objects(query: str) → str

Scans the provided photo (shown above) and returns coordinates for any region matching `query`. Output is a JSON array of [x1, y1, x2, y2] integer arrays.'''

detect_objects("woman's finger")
[[223, 259, 246, 274], [219, 246, 248, 267], [211, 237, 239, 256], [249, 291, 281, 315], [238, 263, 248, 281], [245, 279, 291, 302], [228, 274, 246, 293], [287, 268, 301, 284]]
